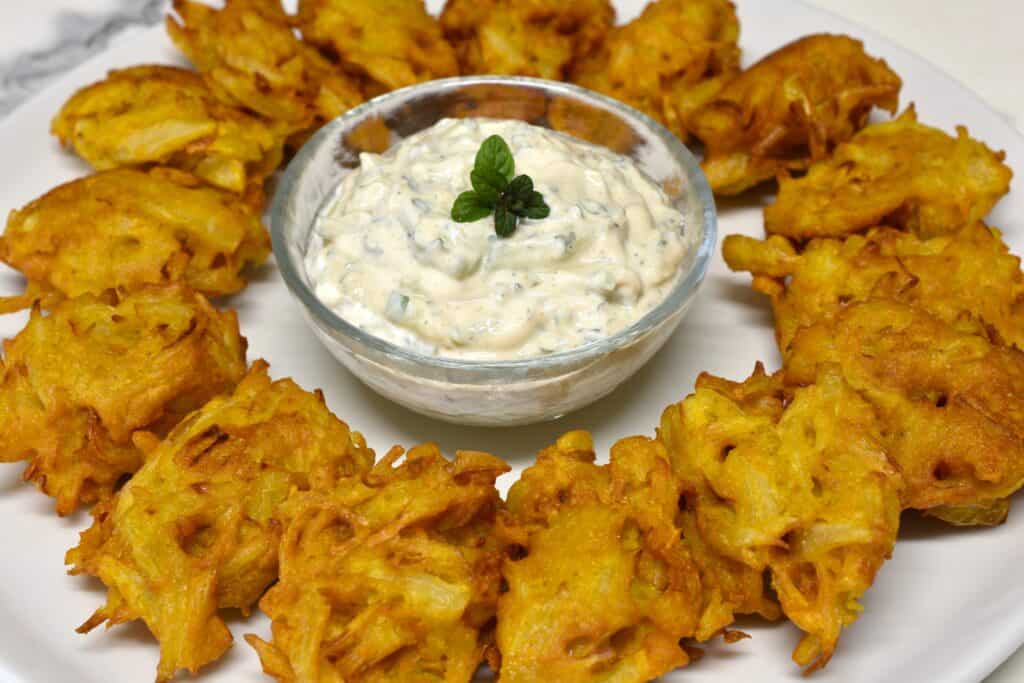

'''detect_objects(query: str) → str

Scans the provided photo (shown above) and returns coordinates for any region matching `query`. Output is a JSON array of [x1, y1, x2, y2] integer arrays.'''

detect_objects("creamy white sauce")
[[306, 118, 692, 361]]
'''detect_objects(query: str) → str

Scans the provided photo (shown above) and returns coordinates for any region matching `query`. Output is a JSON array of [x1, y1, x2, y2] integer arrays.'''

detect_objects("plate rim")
[[0, 2, 1021, 682]]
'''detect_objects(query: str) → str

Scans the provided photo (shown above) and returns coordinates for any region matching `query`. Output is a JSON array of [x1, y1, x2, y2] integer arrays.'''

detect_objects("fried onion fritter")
[[659, 365, 903, 673], [496, 430, 703, 682], [167, 0, 363, 134], [297, 0, 458, 95], [571, 0, 740, 139], [685, 34, 901, 195], [785, 300, 1024, 522], [676, 493, 781, 643], [246, 445, 509, 682], [764, 107, 1013, 240], [440, 0, 614, 81], [52, 65, 285, 200], [724, 222, 1024, 353], [66, 361, 374, 682], [0, 168, 270, 312], [660, 370, 784, 645], [0, 284, 246, 515]]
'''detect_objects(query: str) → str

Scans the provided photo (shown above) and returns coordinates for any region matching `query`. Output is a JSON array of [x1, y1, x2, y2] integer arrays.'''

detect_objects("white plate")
[[0, 2, 1021, 682]]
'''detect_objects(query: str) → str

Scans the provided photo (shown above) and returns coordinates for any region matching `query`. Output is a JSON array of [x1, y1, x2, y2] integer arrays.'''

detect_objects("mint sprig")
[[451, 134, 550, 238]]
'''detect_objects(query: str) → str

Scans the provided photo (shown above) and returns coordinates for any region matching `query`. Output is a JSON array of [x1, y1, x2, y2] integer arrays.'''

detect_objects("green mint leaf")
[[451, 191, 493, 222], [470, 167, 508, 204], [507, 174, 534, 199], [476, 135, 515, 182], [450, 134, 549, 237], [494, 202, 518, 237], [522, 192, 550, 220], [525, 190, 547, 208]]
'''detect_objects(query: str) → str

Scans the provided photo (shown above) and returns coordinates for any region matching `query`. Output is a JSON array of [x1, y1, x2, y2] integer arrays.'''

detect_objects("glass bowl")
[[271, 75, 717, 427]]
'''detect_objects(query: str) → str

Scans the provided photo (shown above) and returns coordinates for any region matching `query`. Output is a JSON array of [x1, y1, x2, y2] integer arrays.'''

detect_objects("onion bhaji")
[[0, 168, 270, 312], [764, 107, 1013, 240], [724, 221, 1024, 353], [440, 0, 614, 81], [297, 0, 459, 95], [496, 430, 704, 682], [0, 284, 246, 515], [659, 365, 903, 673], [66, 361, 374, 682], [167, 0, 363, 135], [785, 301, 1024, 525], [246, 445, 509, 682], [685, 34, 902, 195], [52, 65, 285, 200], [571, 0, 740, 139]]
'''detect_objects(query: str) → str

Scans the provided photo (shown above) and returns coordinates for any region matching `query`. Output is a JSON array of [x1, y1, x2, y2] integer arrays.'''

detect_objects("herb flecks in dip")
[[306, 118, 693, 361]]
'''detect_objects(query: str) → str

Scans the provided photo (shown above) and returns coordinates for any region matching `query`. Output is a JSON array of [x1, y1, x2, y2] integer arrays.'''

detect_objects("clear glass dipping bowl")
[[271, 76, 717, 427]]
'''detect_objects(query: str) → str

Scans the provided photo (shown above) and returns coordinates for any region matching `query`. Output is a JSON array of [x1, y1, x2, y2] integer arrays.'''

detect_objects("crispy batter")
[[66, 361, 374, 682], [764, 107, 1013, 239], [924, 499, 1012, 527], [0, 168, 270, 312], [440, 0, 614, 81], [52, 65, 285, 200], [571, 0, 740, 139], [0, 285, 246, 515], [298, 0, 458, 95], [685, 34, 901, 195], [496, 430, 703, 682], [785, 301, 1024, 521], [724, 222, 1024, 353], [659, 365, 903, 673], [167, 0, 363, 134], [676, 496, 781, 643], [246, 445, 509, 682], [661, 370, 784, 644]]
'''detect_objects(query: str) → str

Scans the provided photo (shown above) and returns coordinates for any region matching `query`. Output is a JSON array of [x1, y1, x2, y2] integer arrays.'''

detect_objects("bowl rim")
[[271, 74, 717, 373]]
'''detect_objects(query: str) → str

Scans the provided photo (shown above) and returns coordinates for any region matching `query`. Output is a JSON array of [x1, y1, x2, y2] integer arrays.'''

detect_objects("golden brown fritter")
[[440, 0, 614, 81], [66, 361, 374, 682], [659, 365, 903, 673], [0, 168, 270, 312], [724, 222, 1024, 353], [764, 107, 1013, 239], [785, 300, 1024, 523], [685, 34, 901, 195], [167, 0, 363, 134], [246, 445, 509, 683], [497, 430, 704, 683], [676, 495, 782, 643], [661, 369, 784, 645], [0, 285, 246, 515], [571, 0, 740, 139], [52, 65, 285, 200], [297, 0, 458, 95]]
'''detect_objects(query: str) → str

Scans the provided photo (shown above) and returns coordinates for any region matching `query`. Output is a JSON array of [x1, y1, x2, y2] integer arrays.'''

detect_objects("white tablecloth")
[[0, 1, 1022, 680]]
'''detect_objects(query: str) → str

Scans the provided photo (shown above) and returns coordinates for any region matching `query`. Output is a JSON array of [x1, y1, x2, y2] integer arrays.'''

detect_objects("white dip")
[[305, 118, 693, 361]]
